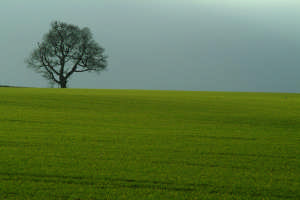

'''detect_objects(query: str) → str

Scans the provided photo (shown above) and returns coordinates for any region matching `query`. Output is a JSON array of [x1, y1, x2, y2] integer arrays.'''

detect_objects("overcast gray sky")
[[0, 0, 300, 92]]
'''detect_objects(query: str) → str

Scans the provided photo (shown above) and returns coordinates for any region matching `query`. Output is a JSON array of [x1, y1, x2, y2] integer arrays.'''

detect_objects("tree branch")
[[65, 47, 87, 79], [65, 59, 81, 79], [75, 68, 91, 72], [43, 66, 60, 84], [38, 46, 60, 77], [43, 56, 60, 76]]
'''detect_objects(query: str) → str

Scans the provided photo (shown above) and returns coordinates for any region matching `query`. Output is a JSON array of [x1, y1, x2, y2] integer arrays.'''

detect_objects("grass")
[[0, 88, 299, 199]]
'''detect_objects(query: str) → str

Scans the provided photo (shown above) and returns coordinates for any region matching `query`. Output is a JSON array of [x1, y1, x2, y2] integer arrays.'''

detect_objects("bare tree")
[[26, 21, 107, 88]]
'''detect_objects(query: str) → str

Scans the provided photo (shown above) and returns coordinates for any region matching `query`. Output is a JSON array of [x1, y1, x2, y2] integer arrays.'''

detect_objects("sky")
[[0, 0, 300, 92]]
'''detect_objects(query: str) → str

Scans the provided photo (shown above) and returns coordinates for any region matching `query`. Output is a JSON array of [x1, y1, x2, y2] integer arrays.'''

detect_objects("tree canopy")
[[26, 21, 107, 88]]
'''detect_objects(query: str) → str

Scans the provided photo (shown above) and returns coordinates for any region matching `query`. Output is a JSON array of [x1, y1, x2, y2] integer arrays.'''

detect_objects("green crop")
[[0, 88, 299, 199]]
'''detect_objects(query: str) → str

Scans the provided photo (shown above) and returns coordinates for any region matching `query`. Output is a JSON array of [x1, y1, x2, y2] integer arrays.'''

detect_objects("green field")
[[0, 88, 299, 199]]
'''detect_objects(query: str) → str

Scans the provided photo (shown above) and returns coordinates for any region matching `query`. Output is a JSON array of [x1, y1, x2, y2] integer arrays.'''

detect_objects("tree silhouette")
[[26, 21, 107, 88]]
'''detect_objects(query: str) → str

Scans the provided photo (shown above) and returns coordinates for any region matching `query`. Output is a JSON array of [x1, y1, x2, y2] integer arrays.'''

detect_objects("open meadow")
[[0, 88, 299, 199]]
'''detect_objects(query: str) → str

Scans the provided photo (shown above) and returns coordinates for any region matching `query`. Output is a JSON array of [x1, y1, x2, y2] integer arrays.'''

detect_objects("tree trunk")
[[60, 79, 67, 88]]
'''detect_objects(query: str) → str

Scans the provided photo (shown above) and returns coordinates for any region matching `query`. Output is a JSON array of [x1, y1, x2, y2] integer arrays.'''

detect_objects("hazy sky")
[[1, 0, 300, 92]]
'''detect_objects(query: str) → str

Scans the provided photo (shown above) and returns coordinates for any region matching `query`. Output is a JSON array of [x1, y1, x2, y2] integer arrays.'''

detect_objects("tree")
[[26, 21, 107, 88]]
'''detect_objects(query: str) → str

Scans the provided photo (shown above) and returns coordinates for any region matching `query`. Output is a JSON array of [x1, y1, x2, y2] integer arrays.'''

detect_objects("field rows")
[[0, 88, 299, 199]]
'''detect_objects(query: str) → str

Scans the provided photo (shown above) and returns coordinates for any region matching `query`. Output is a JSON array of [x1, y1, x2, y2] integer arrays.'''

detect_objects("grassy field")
[[0, 88, 299, 199]]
